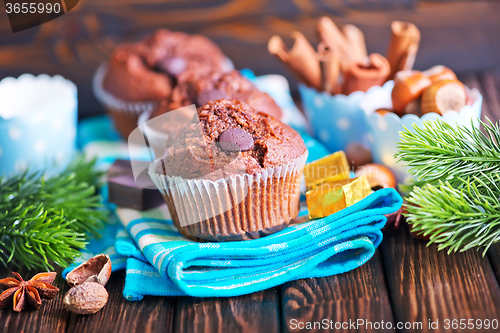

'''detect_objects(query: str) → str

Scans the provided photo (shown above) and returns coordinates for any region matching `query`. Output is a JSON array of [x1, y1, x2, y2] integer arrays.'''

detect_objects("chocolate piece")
[[158, 57, 187, 76], [197, 89, 228, 106], [108, 159, 164, 211], [218, 127, 254, 152]]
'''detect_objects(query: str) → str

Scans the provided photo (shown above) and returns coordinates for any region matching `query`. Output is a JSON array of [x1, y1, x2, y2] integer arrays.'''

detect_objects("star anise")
[[0, 272, 59, 312]]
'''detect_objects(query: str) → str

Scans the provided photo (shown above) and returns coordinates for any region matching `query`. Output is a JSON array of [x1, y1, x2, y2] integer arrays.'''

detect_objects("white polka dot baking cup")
[[0, 74, 77, 176], [92, 62, 158, 139], [148, 152, 308, 242], [299, 84, 372, 153], [360, 80, 482, 183]]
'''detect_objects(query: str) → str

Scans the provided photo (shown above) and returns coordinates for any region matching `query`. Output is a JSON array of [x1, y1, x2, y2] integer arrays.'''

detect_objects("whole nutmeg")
[[64, 282, 108, 315], [355, 163, 396, 189], [66, 254, 112, 287], [391, 70, 432, 115], [420, 79, 466, 115], [422, 65, 457, 83]]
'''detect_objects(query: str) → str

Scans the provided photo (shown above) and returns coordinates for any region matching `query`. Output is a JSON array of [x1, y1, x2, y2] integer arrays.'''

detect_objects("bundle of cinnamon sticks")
[[268, 18, 420, 95]]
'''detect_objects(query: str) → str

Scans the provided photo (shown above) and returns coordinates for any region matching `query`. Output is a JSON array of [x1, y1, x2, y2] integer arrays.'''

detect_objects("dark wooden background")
[[1, 0, 500, 118]]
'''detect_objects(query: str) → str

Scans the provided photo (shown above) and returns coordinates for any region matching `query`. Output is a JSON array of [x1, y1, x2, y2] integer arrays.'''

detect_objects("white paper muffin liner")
[[93, 62, 158, 138], [360, 80, 483, 183], [148, 152, 308, 241]]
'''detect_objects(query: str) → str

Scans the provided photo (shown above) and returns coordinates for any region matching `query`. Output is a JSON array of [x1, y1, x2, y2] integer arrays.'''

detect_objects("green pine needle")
[[396, 118, 500, 255], [0, 155, 106, 270], [396, 118, 500, 187]]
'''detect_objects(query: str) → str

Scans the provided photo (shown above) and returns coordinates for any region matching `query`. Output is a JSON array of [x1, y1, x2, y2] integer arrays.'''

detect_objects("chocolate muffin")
[[94, 29, 232, 138], [150, 99, 307, 241], [149, 70, 282, 120]]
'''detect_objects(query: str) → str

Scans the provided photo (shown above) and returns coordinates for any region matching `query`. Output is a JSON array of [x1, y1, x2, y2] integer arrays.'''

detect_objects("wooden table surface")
[[1, 71, 500, 332]]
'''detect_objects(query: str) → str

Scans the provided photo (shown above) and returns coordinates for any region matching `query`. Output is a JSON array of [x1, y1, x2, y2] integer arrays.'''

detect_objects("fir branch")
[[396, 119, 500, 255], [0, 204, 86, 271], [406, 177, 500, 256], [396, 118, 500, 187], [0, 155, 105, 270]]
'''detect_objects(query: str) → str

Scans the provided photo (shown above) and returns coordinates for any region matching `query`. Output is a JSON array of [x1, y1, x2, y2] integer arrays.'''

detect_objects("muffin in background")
[[150, 69, 283, 120], [149, 99, 307, 242], [93, 29, 232, 138]]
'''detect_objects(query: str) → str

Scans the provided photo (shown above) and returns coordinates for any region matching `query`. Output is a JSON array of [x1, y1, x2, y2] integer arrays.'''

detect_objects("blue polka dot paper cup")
[[0, 74, 77, 176], [361, 80, 483, 184], [299, 84, 372, 153]]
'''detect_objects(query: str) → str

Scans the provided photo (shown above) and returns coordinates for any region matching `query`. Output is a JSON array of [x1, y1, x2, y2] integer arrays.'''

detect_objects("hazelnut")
[[391, 70, 432, 115], [355, 163, 396, 189], [403, 99, 423, 117], [66, 254, 112, 287], [345, 143, 373, 170], [422, 65, 457, 83], [420, 80, 466, 115], [63, 282, 108, 315]]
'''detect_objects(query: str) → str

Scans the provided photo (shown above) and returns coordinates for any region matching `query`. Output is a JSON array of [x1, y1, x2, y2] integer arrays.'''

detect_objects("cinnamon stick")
[[268, 32, 321, 90], [316, 16, 356, 73], [342, 53, 390, 95], [317, 42, 341, 94], [342, 24, 368, 64], [386, 21, 420, 80]]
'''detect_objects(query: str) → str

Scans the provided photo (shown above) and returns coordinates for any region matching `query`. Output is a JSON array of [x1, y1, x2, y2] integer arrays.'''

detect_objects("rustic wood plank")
[[281, 251, 395, 333], [66, 271, 175, 333], [0, 266, 69, 333], [380, 225, 500, 333], [488, 244, 500, 290], [174, 288, 280, 333]]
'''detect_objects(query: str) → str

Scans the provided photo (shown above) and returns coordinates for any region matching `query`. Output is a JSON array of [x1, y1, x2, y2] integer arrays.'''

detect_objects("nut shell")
[[66, 254, 112, 287], [63, 282, 108, 315], [391, 70, 432, 115], [420, 80, 466, 115]]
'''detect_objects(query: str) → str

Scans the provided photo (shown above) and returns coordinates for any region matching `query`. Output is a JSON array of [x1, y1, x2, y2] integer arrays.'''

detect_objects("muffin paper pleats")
[[93, 63, 158, 138], [149, 152, 308, 241]]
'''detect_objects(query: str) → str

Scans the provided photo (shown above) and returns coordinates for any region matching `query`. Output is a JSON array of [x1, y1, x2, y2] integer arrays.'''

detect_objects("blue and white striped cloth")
[[114, 188, 401, 299], [63, 71, 402, 299]]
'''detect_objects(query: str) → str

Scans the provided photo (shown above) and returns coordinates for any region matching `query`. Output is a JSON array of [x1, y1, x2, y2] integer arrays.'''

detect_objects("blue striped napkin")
[[113, 188, 401, 299]]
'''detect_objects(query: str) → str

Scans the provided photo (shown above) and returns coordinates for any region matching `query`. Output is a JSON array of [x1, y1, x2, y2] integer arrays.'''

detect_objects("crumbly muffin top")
[[102, 29, 229, 101], [150, 70, 282, 120], [156, 99, 305, 179]]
